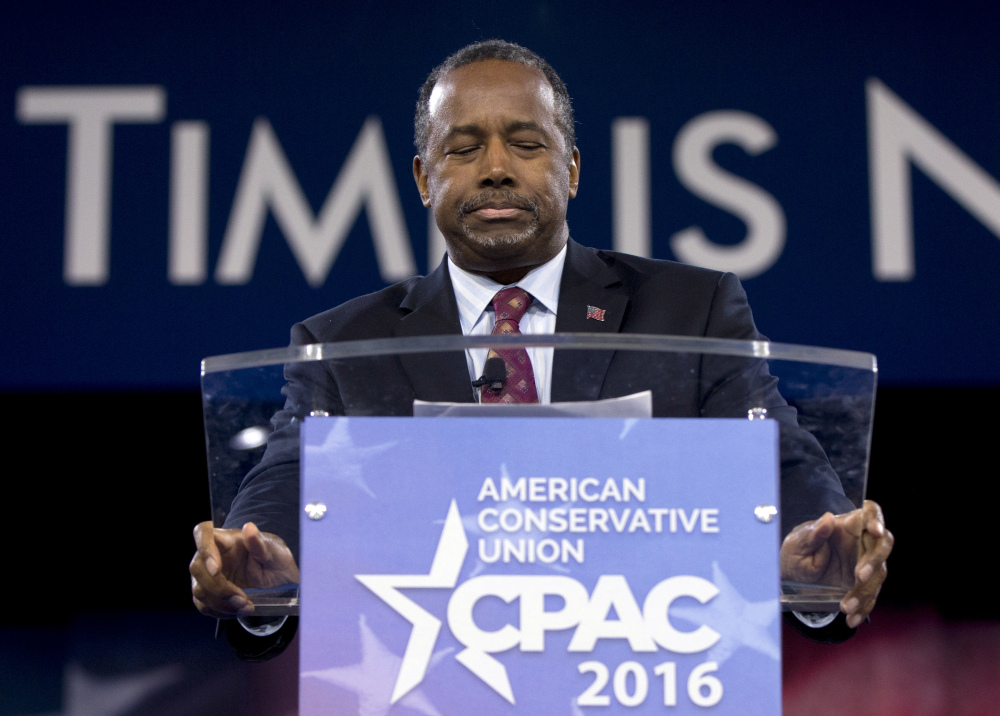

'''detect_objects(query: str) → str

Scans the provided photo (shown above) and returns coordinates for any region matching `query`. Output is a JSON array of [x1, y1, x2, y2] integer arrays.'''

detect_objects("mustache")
[[459, 189, 538, 216]]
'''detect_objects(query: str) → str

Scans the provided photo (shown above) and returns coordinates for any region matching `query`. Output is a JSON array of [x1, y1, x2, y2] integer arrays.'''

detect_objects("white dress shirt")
[[447, 244, 567, 404]]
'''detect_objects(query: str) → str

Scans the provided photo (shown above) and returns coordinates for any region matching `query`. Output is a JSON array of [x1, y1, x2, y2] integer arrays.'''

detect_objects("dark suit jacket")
[[221, 239, 857, 654]]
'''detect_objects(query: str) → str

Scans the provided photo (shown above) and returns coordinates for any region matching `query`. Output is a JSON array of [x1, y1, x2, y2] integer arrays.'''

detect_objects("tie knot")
[[492, 287, 533, 324]]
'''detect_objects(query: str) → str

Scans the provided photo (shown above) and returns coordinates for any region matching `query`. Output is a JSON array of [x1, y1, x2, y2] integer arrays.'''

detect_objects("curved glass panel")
[[201, 334, 876, 615]]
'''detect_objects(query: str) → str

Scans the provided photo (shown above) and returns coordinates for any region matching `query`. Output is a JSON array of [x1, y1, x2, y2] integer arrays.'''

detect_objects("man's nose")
[[479, 140, 516, 187]]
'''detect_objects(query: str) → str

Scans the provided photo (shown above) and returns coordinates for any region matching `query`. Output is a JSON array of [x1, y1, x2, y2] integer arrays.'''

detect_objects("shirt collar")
[[448, 244, 567, 334]]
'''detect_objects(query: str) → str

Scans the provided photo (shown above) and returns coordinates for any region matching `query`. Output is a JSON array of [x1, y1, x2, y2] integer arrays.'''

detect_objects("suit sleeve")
[[698, 272, 856, 535], [699, 273, 860, 641], [223, 323, 345, 561], [219, 324, 343, 661]]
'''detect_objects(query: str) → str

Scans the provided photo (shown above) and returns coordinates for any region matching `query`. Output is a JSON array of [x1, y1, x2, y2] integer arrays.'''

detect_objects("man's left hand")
[[781, 500, 893, 629]]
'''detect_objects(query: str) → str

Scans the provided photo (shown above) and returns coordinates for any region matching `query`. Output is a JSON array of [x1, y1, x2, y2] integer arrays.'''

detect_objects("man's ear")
[[568, 146, 581, 199], [413, 155, 431, 208]]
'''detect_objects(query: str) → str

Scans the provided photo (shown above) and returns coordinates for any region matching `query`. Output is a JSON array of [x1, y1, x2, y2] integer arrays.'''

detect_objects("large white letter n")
[[216, 116, 416, 286], [867, 78, 1000, 281]]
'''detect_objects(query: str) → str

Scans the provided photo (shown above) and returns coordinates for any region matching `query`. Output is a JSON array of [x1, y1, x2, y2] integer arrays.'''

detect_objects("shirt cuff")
[[793, 611, 838, 629], [237, 615, 289, 637]]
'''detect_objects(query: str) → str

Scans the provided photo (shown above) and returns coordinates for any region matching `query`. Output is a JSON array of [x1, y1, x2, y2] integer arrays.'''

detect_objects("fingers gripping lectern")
[[201, 334, 876, 715]]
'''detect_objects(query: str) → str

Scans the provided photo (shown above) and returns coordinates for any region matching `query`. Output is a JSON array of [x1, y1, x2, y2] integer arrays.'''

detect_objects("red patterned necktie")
[[481, 287, 539, 404]]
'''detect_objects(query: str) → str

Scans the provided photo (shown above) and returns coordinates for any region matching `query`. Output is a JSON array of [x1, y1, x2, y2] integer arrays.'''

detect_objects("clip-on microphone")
[[472, 356, 507, 393]]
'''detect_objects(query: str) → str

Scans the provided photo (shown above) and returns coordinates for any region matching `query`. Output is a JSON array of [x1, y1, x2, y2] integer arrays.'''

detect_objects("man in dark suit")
[[191, 40, 892, 657]]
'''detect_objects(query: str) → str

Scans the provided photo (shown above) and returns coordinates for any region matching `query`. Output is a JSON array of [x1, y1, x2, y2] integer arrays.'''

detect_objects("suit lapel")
[[393, 260, 477, 403], [551, 240, 628, 402]]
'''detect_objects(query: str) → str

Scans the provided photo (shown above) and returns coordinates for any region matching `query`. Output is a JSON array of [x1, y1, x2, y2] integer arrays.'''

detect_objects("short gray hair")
[[414, 40, 576, 160]]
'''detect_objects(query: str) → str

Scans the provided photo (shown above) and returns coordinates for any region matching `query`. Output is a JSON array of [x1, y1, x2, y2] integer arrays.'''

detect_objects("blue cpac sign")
[[299, 417, 782, 714]]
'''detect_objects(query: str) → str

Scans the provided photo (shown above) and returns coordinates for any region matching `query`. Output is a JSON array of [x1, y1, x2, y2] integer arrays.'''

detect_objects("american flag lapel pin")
[[586, 305, 606, 321]]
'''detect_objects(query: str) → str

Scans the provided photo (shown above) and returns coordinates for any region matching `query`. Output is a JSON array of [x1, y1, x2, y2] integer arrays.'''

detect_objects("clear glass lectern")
[[201, 334, 877, 616]]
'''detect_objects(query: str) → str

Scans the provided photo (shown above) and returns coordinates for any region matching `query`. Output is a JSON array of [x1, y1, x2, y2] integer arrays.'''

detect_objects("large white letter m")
[[215, 116, 416, 286]]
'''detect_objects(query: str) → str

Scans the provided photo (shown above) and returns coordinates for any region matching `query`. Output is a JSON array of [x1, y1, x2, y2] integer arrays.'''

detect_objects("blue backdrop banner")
[[3, 2, 999, 388]]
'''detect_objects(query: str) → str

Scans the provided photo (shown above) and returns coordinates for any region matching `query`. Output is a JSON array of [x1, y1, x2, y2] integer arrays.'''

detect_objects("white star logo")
[[355, 500, 468, 704]]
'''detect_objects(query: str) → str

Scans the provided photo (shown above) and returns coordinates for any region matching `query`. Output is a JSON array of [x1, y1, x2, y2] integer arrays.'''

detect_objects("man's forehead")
[[427, 60, 556, 125]]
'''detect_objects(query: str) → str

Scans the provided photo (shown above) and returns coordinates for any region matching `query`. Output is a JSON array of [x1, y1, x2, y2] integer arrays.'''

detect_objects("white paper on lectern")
[[412, 389, 653, 418]]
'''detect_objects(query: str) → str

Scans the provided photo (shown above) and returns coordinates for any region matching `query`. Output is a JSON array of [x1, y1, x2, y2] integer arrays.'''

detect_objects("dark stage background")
[[3, 1, 998, 714]]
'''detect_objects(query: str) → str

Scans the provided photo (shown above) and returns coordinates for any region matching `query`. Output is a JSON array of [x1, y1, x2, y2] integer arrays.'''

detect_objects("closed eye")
[[448, 146, 480, 157], [511, 143, 546, 157]]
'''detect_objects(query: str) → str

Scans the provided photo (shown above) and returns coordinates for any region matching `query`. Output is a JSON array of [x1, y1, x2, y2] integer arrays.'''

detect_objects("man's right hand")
[[190, 521, 300, 619]]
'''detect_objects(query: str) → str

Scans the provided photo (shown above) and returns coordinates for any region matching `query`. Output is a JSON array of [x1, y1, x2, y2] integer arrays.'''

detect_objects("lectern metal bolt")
[[305, 502, 327, 520], [754, 505, 778, 523]]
